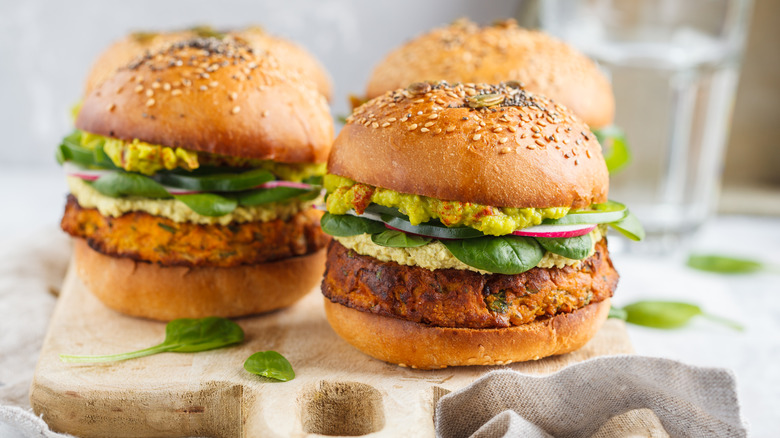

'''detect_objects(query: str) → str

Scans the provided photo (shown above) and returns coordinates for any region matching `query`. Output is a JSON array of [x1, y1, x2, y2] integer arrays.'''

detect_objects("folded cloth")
[[435, 355, 747, 438], [0, 227, 71, 438]]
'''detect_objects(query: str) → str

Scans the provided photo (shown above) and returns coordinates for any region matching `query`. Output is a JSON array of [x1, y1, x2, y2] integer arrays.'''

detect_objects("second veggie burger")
[[59, 38, 333, 320], [321, 81, 643, 369]]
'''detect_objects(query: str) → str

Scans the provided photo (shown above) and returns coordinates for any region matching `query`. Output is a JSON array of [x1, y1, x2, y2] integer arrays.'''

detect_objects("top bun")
[[76, 38, 333, 163], [84, 27, 333, 101], [365, 19, 614, 128], [329, 81, 608, 209]]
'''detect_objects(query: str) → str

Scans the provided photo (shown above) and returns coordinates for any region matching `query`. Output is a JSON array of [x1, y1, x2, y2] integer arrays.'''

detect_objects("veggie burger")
[[59, 38, 333, 320], [321, 81, 643, 369]]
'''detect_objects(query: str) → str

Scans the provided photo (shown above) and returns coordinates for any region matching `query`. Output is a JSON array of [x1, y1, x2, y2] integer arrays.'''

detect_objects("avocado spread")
[[79, 131, 325, 181], [324, 175, 569, 236]]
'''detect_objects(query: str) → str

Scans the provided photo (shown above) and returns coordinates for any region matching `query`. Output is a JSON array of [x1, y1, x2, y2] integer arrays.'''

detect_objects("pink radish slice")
[[63, 162, 114, 181], [512, 224, 596, 238], [257, 181, 315, 190]]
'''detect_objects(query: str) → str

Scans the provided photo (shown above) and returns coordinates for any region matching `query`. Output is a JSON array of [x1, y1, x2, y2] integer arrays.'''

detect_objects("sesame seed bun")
[[330, 82, 608, 209], [84, 27, 333, 101], [365, 19, 614, 128], [323, 297, 611, 369], [76, 38, 333, 164], [73, 239, 326, 321]]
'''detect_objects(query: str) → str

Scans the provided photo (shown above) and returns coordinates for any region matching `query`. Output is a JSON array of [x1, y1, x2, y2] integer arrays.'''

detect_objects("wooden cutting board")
[[30, 263, 635, 438]]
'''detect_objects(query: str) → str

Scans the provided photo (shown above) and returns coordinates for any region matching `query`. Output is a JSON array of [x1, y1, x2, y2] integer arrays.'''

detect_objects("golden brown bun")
[[366, 19, 614, 128], [77, 38, 333, 164], [84, 27, 333, 100], [331, 82, 608, 209], [74, 238, 326, 321], [324, 297, 610, 369]]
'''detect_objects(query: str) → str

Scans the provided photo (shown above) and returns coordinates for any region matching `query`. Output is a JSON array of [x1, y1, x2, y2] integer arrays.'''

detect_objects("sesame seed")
[[145, 98, 155, 107], [527, 145, 537, 150], [507, 126, 517, 133], [532, 133, 541, 139], [428, 113, 439, 119], [171, 89, 182, 96], [521, 133, 528, 139], [500, 147, 511, 154], [163, 83, 171, 91], [574, 159, 579, 165], [413, 98, 424, 103], [435, 128, 442, 134], [424, 121, 435, 127], [446, 126, 456, 132], [473, 134, 482, 141], [586, 150, 592, 158], [135, 76, 144, 83], [499, 137, 508, 144], [229, 92, 238, 101], [199, 85, 208, 91], [531, 126, 541, 133], [420, 127, 430, 132], [134, 85, 144, 93], [563, 139, 569, 145], [381, 122, 390, 127], [408, 124, 418, 130], [107, 103, 116, 112], [231, 106, 241, 114], [493, 127, 503, 133], [387, 117, 397, 122], [145, 89, 154, 97], [535, 139, 546, 147], [371, 122, 379, 128], [151, 82, 160, 89], [262, 110, 269, 117], [209, 81, 219, 88], [564, 153, 570, 158]]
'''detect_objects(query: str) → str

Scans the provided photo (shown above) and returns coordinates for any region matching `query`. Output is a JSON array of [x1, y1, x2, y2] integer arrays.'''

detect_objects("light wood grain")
[[30, 262, 635, 437]]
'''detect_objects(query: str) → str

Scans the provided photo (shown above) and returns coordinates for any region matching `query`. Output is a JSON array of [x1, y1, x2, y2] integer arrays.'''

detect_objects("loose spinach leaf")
[[60, 317, 244, 363], [593, 126, 631, 174], [91, 172, 171, 198], [238, 186, 313, 206], [371, 230, 431, 248], [535, 233, 592, 260], [621, 300, 743, 331], [686, 254, 765, 274], [609, 210, 645, 241], [320, 212, 387, 237], [174, 193, 238, 217], [244, 351, 295, 382], [608, 306, 627, 321], [441, 235, 543, 274]]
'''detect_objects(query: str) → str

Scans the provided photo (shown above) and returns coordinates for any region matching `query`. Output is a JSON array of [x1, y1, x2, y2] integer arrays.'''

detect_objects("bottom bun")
[[323, 297, 610, 369], [73, 238, 326, 321]]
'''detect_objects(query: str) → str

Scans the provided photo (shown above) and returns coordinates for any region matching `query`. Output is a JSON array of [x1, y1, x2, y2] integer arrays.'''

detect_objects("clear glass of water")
[[539, 0, 753, 253]]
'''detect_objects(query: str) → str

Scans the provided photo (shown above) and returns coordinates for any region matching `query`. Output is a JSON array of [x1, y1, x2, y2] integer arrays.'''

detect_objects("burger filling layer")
[[333, 225, 605, 273], [61, 195, 329, 267], [325, 175, 568, 236], [322, 239, 618, 329], [68, 176, 315, 225]]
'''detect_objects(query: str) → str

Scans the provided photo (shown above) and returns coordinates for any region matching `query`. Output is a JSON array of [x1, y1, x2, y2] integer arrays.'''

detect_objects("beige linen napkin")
[[435, 356, 747, 438], [0, 227, 71, 437]]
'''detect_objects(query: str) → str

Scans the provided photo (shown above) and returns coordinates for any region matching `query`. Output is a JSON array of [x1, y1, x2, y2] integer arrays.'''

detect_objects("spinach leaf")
[[174, 193, 238, 217], [320, 213, 387, 237], [620, 300, 743, 331], [57, 130, 117, 169], [608, 305, 627, 321], [371, 230, 431, 248], [593, 126, 631, 174], [441, 235, 543, 274], [91, 172, 171, 198], [60, 317, 244, 363], [686, 254, 765, 274], [535, 233, 592, 260], [238, 186, 313, 206], [609, 211, 645, 241], [155, 168, 274, 192], [243, 351, 295, 382]]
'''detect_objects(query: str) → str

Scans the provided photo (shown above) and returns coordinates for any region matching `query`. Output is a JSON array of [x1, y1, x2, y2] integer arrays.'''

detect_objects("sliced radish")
[[63, 162, 115, 181], [512, 224, 596, 238], [257, 181, 316, 190]]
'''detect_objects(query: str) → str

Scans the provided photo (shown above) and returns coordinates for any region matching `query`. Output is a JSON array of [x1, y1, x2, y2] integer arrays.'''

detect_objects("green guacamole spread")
[[324, 175, 569, 235], [78, 131, 325, 181]]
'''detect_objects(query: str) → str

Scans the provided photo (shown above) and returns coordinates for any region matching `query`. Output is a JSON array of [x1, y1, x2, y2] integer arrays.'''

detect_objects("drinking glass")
[[539, 0, 753, 253]]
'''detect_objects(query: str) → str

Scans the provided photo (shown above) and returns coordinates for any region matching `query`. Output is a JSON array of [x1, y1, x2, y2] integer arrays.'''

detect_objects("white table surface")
[[1, 166, 779, 437]]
